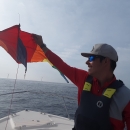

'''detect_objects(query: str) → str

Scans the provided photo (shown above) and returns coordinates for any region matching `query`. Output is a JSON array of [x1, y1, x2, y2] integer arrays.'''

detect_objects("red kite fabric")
[[0, 25, 69, 83]]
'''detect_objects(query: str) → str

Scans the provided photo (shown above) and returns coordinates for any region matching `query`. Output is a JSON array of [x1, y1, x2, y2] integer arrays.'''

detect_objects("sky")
[[0, 0, 130, 87]]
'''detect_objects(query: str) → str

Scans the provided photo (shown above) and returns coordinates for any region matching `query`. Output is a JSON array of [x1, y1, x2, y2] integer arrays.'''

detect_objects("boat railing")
[[0, 90, 77, 119]]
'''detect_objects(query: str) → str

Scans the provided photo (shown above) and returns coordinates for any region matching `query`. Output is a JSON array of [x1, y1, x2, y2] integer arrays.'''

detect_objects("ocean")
[[0, 78, 78, 119], [0, 78, 128, 130]]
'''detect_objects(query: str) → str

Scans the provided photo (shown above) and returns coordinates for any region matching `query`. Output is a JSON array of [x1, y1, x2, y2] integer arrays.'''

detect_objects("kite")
[[0, 25, 69, 83]]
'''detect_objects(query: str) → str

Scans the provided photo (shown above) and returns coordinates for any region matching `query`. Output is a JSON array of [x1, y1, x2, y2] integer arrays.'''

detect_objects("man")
[[33, 34, 130, 130]]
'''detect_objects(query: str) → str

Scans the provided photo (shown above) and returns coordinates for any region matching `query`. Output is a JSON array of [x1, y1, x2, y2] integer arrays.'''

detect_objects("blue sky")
[[0, 0, 130, 87]]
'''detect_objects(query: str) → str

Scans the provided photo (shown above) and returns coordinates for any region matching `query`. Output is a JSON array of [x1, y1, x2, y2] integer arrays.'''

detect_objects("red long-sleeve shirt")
[[46, 50, 130, 130]]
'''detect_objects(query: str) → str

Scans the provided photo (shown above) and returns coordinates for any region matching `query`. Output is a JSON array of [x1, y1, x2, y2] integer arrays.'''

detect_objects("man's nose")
[[86, 60, 90, 65]]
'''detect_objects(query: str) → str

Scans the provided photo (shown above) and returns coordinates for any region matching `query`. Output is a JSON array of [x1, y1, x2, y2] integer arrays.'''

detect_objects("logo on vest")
[[97, 101, 103, 108]]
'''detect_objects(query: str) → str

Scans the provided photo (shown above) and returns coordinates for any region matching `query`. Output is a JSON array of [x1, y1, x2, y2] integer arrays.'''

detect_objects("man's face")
[[86, 55, 105, 77]]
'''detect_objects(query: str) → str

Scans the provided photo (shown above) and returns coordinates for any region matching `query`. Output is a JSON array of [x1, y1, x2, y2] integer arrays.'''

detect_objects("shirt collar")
[[93, 74, 116, 88]]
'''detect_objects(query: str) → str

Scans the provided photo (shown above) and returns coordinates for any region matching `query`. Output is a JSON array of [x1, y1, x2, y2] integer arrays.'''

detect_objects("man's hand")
[[32, 34, 48, 53], [32, 34, 46, 47]]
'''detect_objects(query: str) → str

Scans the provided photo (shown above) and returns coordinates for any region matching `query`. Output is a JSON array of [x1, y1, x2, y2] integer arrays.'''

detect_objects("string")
[[4, 64, 19, 130]]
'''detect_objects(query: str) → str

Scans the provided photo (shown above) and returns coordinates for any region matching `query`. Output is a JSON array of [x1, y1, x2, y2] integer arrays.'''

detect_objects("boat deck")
[[0, 110, 74, 130]]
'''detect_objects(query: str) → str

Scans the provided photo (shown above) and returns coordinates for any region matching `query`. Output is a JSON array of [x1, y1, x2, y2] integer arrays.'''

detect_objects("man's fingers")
[[32, 34, 42, 40], [32, 34, 44, 46]]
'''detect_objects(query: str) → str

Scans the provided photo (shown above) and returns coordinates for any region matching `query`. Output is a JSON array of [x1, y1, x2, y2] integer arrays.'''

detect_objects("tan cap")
[[81, 43, 118, 62]]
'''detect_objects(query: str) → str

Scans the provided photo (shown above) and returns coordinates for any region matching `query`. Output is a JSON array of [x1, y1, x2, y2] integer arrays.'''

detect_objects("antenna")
[[18, 13, 20, 24], [7, 74, 9, 79]]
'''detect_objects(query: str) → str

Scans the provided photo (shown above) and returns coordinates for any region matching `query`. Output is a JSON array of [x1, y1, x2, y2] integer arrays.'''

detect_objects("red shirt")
[[46, 50, 130, 130]]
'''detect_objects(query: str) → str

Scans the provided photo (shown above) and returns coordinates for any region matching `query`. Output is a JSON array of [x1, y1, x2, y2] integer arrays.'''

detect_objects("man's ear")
[[104, 58, 107, 63], [104, 57, 108, 63], [104, 58, 111, 67]]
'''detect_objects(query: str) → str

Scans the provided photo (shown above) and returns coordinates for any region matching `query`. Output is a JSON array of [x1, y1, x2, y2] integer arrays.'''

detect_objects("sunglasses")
[[88, 55, 101, 62]]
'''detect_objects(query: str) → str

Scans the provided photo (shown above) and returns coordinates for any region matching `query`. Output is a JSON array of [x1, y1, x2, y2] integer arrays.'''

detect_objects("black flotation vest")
[[73, 75, 123, 130]]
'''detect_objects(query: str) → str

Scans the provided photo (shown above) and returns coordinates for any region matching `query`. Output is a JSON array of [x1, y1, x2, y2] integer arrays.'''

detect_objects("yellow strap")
[[103, 88, 116, 98], [83, 82, 92, 91]]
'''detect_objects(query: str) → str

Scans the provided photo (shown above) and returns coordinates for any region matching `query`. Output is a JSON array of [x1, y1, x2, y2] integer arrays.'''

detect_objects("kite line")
[[5, 64, 19, 130]]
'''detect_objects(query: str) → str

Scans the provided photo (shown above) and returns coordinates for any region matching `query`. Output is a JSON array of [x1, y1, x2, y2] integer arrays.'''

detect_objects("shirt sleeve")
[[45, 50, 88, 88], [122, 101, 130, 130]]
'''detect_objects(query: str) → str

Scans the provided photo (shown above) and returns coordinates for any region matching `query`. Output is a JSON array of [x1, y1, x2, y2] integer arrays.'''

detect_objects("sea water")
[[0, 78, 78, 119]]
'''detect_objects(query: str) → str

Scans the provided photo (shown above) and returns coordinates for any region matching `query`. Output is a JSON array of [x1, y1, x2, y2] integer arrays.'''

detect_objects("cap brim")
[[81, 53, 96, 57]]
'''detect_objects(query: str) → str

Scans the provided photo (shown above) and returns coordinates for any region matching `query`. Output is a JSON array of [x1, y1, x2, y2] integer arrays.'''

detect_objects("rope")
[[4, 64, 19, 130]]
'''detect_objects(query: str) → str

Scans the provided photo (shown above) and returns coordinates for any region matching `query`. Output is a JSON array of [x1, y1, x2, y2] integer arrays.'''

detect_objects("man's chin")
[[88, 70, 92, 75], [88, 70, 94, 76]]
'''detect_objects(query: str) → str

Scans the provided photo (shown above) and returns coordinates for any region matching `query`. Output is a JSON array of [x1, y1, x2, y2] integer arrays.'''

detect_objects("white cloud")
[[58, 45, 81, 59], [114, 46, 130, 87], [117, 47, 130, 62]]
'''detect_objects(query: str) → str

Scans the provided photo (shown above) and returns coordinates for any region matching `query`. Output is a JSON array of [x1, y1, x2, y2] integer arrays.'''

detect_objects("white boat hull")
[[0, 110, 74, 130]]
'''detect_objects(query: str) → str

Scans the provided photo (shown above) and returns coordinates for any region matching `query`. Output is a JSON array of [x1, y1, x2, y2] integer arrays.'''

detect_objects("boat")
[[0, 91, 75, 130], [0, 110, 74, 130]]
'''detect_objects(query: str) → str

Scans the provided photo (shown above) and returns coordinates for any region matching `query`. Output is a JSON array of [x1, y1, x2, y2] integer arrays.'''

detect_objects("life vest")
[[74, 75, 124, 130]]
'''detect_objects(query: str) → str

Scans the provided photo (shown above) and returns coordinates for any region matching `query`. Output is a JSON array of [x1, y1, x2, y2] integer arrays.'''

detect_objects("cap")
[[81, 43, 118, 62]]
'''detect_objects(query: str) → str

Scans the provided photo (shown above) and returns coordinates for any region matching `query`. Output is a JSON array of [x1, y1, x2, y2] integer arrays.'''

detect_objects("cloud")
[[117, 47, 130, 62], [57, 45, 81, 59], [114, 46, 130, 87], [0, 0, 130, 84]]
